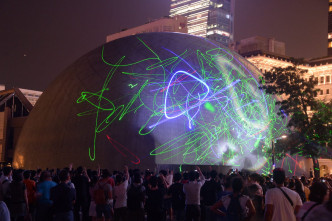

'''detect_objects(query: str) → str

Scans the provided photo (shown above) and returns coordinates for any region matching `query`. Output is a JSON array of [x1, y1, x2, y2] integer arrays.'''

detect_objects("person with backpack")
[[211, 176, 256, 221], [126, 172, 145, 221], [296, 181, 328, 221], [94, 169, 113, 221], [264, 168, 302, 221]]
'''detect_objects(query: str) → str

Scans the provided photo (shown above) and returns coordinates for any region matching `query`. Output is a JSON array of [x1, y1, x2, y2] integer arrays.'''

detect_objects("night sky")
[[0, 0, 328, 91]]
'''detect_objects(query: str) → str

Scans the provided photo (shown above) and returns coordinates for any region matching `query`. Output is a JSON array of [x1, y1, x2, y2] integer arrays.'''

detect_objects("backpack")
[[226, 194, 244, 221], [94, 182, 111, 205], [127, 184, 144, 210]]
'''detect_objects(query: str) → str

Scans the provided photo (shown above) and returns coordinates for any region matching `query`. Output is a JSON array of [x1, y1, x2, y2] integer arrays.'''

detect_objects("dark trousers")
[[114, 207, 127, 221], [147, 209, 165, 221], [173, 208, 185, 221], [53, 210, 74, 221], [185, 205, 201, 221], [127, 208, 145, 221], [74, 200, 90, 221]]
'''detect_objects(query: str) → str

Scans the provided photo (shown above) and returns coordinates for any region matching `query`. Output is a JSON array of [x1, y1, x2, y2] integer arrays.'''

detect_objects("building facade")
[[170, 0, 233, 46], [328, 0, 332, 56], [106, 15, 187, 43]]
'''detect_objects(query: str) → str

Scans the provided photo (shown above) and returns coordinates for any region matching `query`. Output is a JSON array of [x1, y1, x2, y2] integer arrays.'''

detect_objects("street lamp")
[[272, 135, 287, 169]]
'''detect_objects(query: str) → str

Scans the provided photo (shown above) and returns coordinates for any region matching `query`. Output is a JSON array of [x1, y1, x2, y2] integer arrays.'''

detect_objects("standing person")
[[126, 172, 145, 221], [113, 166, 129, 221], [0, 200, 10, 221], [264, 168, 303, 221], [201, 170, 222, 221], [168, 173, 185, 221], [0, 167, 13, 205], [7, 170, 29, 221], [296, 181, 328, 221], [23, 170, 36, 221], [145, 176, 166, 221], [50, 170, 76, 221], [36, 171, 57, 221], [183, 166, 205, 221], [94, 169, 113, 221], [211, 177, 256, 221], [72, 166, 90, 221]]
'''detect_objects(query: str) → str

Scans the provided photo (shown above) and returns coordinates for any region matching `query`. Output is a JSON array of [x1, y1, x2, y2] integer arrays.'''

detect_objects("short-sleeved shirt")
[[37, 180, 57, 205], [183, 180, 205, 205], [113, 180, 128, 208], [265, 187, 303, 221], [23, 179, 36, 204]]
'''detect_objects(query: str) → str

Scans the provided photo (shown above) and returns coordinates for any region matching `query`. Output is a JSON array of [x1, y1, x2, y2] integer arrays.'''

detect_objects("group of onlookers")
[[0, 165, 331, 221]]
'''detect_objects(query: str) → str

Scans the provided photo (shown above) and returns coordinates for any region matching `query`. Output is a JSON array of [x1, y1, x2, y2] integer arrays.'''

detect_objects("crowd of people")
[[0, 164, 331, 221]]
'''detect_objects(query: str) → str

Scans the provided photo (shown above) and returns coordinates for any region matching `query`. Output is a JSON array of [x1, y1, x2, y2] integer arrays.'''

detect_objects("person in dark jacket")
[[50, 170, 76, 221]]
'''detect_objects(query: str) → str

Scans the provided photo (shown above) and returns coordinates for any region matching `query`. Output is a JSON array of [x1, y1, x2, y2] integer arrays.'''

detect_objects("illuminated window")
[[320, 76, 325, 84], [329, 5, 332, 12], [329, 33, 332, 39], [327, 89, 330, 94], [326, 75, 331, 83], [329, 42, 332, 48]]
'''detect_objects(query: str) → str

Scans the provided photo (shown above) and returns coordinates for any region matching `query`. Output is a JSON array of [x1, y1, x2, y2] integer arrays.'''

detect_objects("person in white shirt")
[[113, 166, 129, 221], [183, 166, 205, 221], [264, 168, 302, 221]]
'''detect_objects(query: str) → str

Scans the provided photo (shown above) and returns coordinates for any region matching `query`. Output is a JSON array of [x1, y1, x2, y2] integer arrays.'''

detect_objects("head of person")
[[250, 173, 261, 183], [232, 177, 244, 193], [300, 176, 307, 185], [40, 171, 52, 182], [159, 170, 167, 177], [23, 170, 31, 180], [309, 181, 328, 203], [3, 166, 12, 177], [188, 170, 198, 182], [133, 173, 141, 184], [273, 168, 286, 185], [210, 170, 217, 180], [59, 170, 70, 183], [102, 169, 110, 179], [76, 166, 84, 176], [295, 179, 304, 193], [115, 173, 124, 185], [173, 173, 182, 183], [12, 170, 23, 182], [149, 176, 158, 188]]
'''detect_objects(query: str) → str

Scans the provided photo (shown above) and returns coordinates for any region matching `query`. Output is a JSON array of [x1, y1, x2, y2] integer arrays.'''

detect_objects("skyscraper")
[[170, 0, 233, 46], [328, 0, 332, 56]]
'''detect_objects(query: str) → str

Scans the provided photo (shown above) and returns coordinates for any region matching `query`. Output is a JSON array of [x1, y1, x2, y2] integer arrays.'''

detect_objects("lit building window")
[[329, 5, 332, 12], [328, 33, 332, 39], [329, 42, 332, 48]]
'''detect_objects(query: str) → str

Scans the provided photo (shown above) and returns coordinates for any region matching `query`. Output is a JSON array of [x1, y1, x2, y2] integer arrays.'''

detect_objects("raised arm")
[[124, 165, 129, 181]]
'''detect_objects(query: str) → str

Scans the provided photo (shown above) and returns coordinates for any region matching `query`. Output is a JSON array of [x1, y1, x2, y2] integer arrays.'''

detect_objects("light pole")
[[272, 135, 287, 170]]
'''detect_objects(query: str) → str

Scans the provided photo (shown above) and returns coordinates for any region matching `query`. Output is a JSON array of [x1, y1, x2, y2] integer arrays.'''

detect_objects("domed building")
[[13, 33, 286, 170]]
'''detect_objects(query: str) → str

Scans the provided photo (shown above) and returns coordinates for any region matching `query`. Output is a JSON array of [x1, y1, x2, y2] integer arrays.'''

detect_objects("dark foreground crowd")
[[0, 165, 331, 221]]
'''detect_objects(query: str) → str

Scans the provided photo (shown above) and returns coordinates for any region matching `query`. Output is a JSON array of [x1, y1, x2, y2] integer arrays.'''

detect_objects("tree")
[[260, 60, 332, 178]]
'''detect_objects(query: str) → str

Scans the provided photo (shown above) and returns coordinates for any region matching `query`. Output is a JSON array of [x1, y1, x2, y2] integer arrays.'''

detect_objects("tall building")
[[106, 16, 187, 43], [329, 0, 332, 56], [170, 0, 233, 46]]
